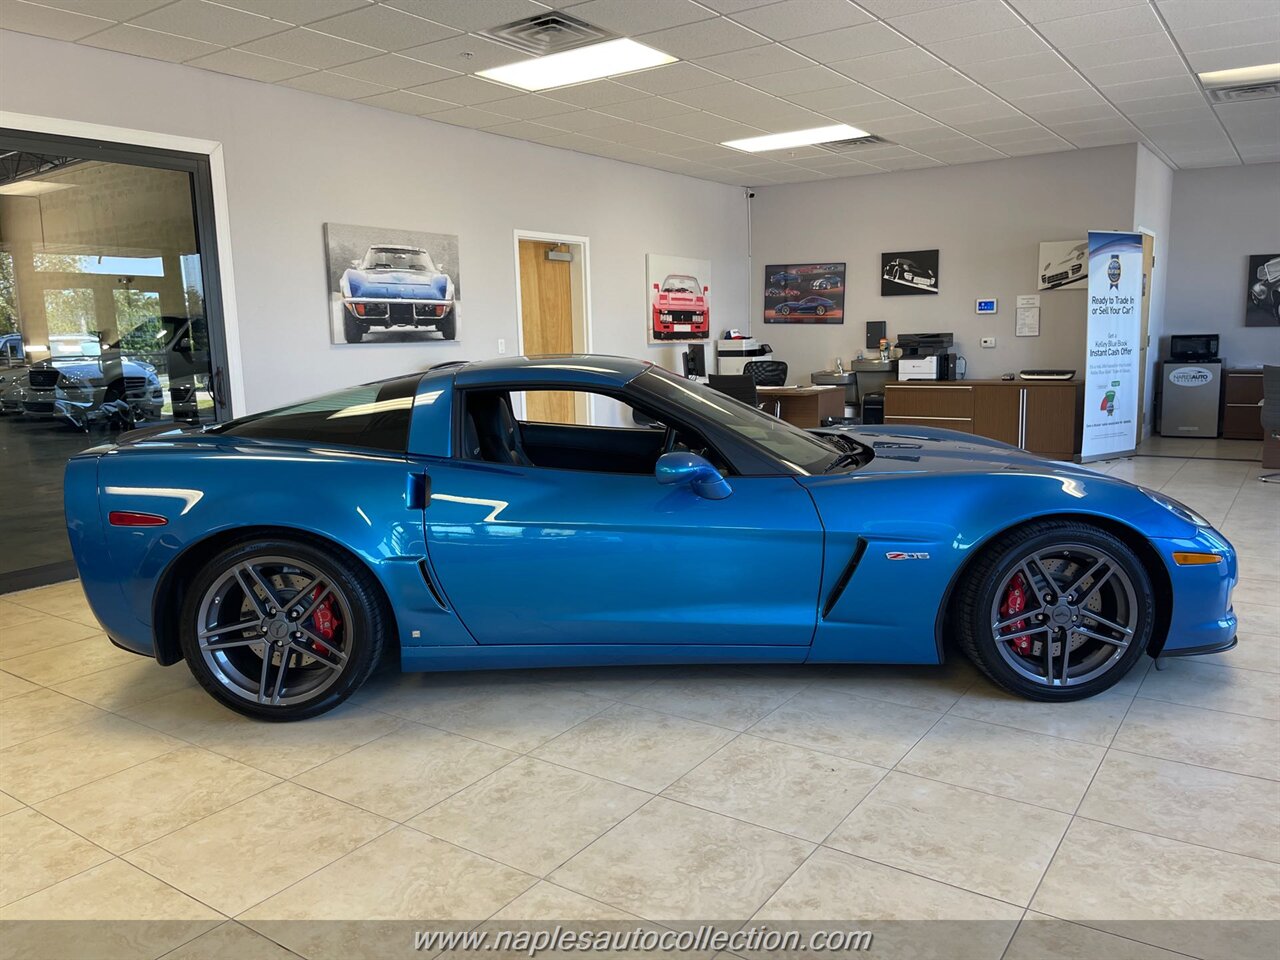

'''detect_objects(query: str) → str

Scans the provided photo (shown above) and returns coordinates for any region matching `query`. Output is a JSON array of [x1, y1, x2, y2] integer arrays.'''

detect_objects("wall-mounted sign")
[[1080, 231, 1143, 461]]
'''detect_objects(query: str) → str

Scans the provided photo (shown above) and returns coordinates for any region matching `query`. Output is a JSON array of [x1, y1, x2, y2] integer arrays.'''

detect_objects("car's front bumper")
[[1154, 527, 1239, 657]]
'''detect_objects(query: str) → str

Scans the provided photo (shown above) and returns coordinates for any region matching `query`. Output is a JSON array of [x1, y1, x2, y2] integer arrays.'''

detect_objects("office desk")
[[812, 361, 896, 417], [757, 385, 844, 428]]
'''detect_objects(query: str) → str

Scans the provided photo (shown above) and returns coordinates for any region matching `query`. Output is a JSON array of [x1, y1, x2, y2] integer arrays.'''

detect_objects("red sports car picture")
[[651, 273, 710, 341]]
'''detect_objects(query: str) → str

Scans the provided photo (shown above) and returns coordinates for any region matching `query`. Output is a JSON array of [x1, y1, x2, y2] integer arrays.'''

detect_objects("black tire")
[[956, 521, 1153, 701], [778, 304, 790, 316], [342, 310, 367, 344], [435, 308, 456, 341], [179, 537, 388, 721], [815, 305, 826, 316]]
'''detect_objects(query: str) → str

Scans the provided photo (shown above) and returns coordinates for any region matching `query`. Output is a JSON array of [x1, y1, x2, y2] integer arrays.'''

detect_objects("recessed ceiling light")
[[477, 38, 676, 92], [0, 180, 74, 197], [722, 124, 871, 153], [1197, 62, 1280, 87]]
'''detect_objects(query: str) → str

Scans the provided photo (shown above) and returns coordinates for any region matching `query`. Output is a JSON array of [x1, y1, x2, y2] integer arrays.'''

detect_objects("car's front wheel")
[[435, 308, 456, 341], [342, 311, 367, 344], [778, 304, 791, 316], [956, 521, 1152, 701], [179, 538, 387, 720]]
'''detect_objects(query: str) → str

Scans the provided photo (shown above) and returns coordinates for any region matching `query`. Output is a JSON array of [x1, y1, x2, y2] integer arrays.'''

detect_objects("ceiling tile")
[[32, 0, 171, 18], [1239, 143, 1280, 162], [397, 33, 532, 71], [872, 68, 973, 99], [1000, 137, 1075, 155], [728, 0, 872, 42], [1102, 75, 1201, 103], [1185, 41, 1280, 74], [857, 0, 970, 15], [614, 61, 725, 94], [987, 72, 1088, 99], [485, 120, 564, 141], [639, 16, 770, 59], [956, 115, 1047, 135], [130, 0, 287, 46], [747, 65, 849, 96], [1032, 102, 1128, 124], [646, 111, 767, 140], [1036, 4, 1165, 48], [306, 4, 457, 51], [563, 0, 715, 34], [696, 44, 812, 80], [538, 129, 616, 151], [788, 21, 913, 62], [541, 79, 650, 107], [241, 26, 382, 67], [927, 99, 1026, 123], [1055, 33, 1179, 68], [281, 70, 391, 99], [1156, 0, 1279, 31], [187, 47, 313, 82], [1121, 98, 1214, 120], [597, 96, 696, 121], [1014, 89, 1111, 113], [823, 100, 928, 124], [889, 0, 1023, 43], [1215, 98, 1280, 148], [330, 53, 458, 86], [422, 104, 510, 126], [407, 74, 520, 105], [213, 0, 368, 26], [919, 143, 1008, 163], [1168, 16, 1280, 55], [0, 0, 112, 41], [485, 95, 581, 120], [1006, 0, 1146, 22], [540, 108, 634, 131], [963, 52, 1075, 84], [897, 85, 997, 112], [924, 27, 1053, 65], [830, 46, 944, 83], [1077, 56, 1189, 86], [383, 0, 548, 33], [783, 81, 890, 111], [358, 89, 454, 115], [693, 0, 778, 12], [79, 23, 220, 62], [863, 113, 946, 135]]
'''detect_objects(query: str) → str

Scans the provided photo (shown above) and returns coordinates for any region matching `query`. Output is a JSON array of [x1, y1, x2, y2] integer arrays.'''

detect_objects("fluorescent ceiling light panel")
[[1197, 62, 1280, 87], [0, 180, 74, 197], [722, 124, 870, 153], [477, 38, 676, 91]]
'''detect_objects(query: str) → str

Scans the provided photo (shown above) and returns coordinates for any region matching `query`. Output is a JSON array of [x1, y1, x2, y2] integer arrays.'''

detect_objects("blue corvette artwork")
[[776, 296, 835, 316], [64, 356, 1238, 720], [340, 244, 455, 344]]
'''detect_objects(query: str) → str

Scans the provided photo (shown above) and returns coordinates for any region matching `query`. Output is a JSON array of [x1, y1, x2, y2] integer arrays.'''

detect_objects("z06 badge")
[[886, 552, 930, 560]]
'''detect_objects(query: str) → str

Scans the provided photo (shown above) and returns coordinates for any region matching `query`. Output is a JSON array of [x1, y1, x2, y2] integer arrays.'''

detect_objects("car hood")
[[30, 356, 154, 377], [657, 290, 705, 306], [345, 268, 450, 300]]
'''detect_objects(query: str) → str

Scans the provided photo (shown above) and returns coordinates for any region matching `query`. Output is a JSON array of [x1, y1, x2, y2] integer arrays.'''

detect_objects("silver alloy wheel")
[[990, 542, 1139, 687], [195, 555, 354, 707]]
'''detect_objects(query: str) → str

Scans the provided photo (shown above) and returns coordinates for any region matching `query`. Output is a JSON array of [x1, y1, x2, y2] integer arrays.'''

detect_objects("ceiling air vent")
[[820, 134, 890, 152], [1205, 81, 1280, 103], [479, 12, 614, 57]]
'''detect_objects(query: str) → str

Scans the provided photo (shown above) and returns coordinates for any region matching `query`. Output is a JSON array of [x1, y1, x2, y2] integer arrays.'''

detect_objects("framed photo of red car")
[[647, 254, 711, 344], [881, 249, 939, 296], [763, 262, 845, 324], [324, 222, 460, 345]]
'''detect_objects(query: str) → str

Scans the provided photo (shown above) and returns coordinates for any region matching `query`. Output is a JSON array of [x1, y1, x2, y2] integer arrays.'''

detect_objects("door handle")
[[406, 471, 431, 510]]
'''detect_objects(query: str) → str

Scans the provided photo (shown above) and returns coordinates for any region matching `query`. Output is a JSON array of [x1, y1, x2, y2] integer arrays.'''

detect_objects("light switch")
[[981, 337, 997, 348], [497, 338, 506, 354]]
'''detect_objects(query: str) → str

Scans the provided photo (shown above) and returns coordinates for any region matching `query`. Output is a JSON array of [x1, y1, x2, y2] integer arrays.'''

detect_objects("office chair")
[[1260, 364, 1280, 483], [743, 360, 788, 387], [708, 374, 779, 417]]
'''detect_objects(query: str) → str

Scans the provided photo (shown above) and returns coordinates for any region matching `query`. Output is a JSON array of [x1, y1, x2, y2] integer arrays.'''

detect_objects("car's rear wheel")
[[815, 305, 827, 316], [342, 311, 367, 344], [956, 521, 1152, 701], [179, 538, 387, 720], [435, 308, 456, 341], [778, 304, 791, 316]]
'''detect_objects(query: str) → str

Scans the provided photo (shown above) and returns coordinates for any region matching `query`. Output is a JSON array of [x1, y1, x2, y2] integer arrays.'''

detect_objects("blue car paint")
[[343, 270, 449, 302], [64, 356, 1238, 676]]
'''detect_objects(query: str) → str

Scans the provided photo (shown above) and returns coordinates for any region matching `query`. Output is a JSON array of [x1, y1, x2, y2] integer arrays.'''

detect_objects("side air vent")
[[820, 134, 891, 152], [1204, 81, 1280, 104], [480, 12, 614, 57]]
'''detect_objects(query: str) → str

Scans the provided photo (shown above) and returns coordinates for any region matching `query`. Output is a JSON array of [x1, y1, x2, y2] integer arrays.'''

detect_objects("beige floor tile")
[[0, 807, 112, 906], [812, 662, 977, 713], [826, 772, 1070, 906], [1223, 630, 1280, 674], [747, 687, 940, 767], [125, 782, 392, 917], [35, 746, 279, 855], [1140, 657, 1279, 720], [1031, 818, 1280, 959], [0, 669, 39, 701], [0, 687, 105, 750], [5, 583, 95, 624], [0, 599, 44, 629], [898, 717, 1105, 813], [530, 703, 735, 793], [162, 920, 300, 959], [0, 791, 21, 816], [293, 721, 516, 821], [948, 684, 1134, 746], [620, 672, 809, 730], [52, 658, 197, 712], [525, 665, 674, 700], [0, 714, 182, 804], [662, 734, 885, 842], [1112, 697, 1280, 780], [1235, 579, 1280, 605], [1234, 601, 1279, 638], [241, 826, 534, 959], [751, 847, 1022, 959], [1005, 912, 1196, 960], [0, 859, 221, 960], [550, 797, 811, 923], [1079, 750, 1280, 861], [0, 614, 99, 662], [375, 675, 613, 752], [122, 687, 404, 778], [410, 756, 648, 876], [1, 634, 136, 686]]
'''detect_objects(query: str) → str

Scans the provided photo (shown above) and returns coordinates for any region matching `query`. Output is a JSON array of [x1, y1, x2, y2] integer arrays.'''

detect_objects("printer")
[[896, 332, 957, 381], [714, 337, 773, 375]]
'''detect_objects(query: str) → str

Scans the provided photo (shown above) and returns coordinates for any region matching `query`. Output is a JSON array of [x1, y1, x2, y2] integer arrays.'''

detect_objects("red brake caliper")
[[1002, 573, 1032, 655], [307, 587, 341, 655]]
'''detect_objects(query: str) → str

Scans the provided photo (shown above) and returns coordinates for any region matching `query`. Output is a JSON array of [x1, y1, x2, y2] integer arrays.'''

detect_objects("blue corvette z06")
[[64, 356, 1238, 720]]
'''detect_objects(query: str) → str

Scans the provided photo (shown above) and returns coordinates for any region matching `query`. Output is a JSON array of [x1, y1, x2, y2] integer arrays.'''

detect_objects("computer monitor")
[[683, 344, 706, 378]]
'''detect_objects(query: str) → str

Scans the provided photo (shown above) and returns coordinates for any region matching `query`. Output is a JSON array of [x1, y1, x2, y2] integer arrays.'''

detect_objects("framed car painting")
[[763, 262, 845, 324], [647, 254, 711, 343], [1038, 240, 1088, 290], [1246, 253, 1280, 326], [881, 249, 938, 296], [324, 222, 460, 345]]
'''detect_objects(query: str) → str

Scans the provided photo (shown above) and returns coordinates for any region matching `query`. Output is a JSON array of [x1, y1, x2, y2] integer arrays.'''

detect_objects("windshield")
[[360, 247, 435, 273], [50, 338, 102, 359], [662, 276, 700, 293], [639, 367, 848, 474]]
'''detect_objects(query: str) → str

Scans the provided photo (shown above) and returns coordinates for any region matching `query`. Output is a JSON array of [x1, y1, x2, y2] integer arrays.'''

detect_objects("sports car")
[[651, 274, 709, 341], [883, 258, 937, 291], [340, 245, 455, 344], [64, 355, 1237, 721], [768, 270, 801, 285], [1041, 242, 1088, 290], [776, 296, 835, 316], [1249, 256, 1280, 323], [810, 275, 842, 290]]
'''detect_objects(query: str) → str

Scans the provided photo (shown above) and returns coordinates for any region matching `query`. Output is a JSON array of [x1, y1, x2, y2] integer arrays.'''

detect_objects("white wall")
[[747, 144, 1141, 382], [0, 31, 748, 413], [1163, 163, 1280, 367], [1133, 143, 1174, 436]]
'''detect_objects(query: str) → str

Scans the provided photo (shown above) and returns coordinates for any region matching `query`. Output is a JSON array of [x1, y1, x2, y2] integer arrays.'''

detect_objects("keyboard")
[[1020, 369, 1076, 381]]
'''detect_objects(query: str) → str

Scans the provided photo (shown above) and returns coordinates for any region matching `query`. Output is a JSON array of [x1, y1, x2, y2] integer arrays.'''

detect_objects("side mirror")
[[655, 451, 732, 500]]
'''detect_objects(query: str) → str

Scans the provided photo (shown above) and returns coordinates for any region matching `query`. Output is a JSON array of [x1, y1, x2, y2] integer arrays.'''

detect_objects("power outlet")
[[980, 337, 997, 348], [497, 338, 506, 354]]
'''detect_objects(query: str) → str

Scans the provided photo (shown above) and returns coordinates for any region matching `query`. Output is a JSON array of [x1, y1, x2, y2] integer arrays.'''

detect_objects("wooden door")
[[518, 240, 576, 424], [973, 384, 1020, 446], [1023, 383, 1081, 460]]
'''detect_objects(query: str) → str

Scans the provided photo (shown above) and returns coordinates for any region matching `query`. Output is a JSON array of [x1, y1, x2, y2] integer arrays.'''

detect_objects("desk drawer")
[[1225, 372, 1264, 405], [884, 383, 974, 419]]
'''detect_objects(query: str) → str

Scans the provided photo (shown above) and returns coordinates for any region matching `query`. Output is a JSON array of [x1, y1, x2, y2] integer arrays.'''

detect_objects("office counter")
[[757, 385, 845, 428]]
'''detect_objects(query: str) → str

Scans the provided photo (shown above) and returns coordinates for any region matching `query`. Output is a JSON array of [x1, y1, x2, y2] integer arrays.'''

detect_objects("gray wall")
[[1163, 163, 1280, 367], [1133, 144, 1174, 436], [747, 145, 1142, 382], [0, 30, 749, 414]]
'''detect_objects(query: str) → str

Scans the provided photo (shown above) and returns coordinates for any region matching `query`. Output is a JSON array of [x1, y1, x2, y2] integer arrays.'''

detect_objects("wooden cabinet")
[[1222, 370, 1264, 440], [884, 380, 1082, 459]]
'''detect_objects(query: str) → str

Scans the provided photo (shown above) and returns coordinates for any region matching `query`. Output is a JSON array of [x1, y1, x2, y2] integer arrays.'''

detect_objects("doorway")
[[514, 232, 590, 425], [0, 129, 231, 590]]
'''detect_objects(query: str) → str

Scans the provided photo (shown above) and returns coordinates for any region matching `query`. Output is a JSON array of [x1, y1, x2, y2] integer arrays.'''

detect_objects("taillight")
[[354, 304, 366, 316], [109, 511, 167, 527]]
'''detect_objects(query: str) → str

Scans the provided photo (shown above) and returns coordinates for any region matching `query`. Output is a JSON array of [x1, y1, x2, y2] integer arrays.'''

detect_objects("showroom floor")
[[0, 454, 1276, 960]]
